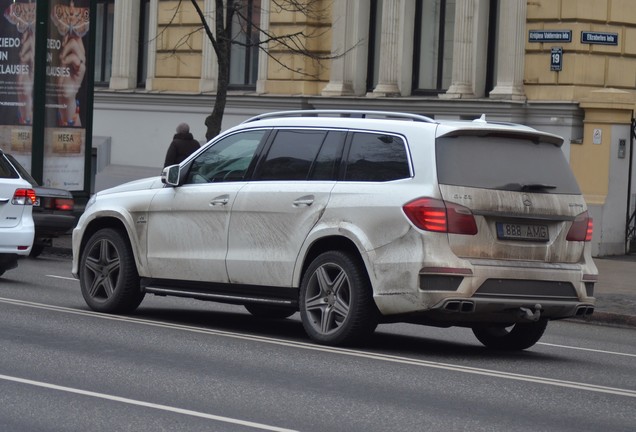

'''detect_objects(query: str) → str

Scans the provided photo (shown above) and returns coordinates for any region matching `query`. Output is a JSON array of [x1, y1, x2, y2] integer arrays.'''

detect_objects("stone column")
[[370, 0, 401, 97], [145, 0, 158, 90], [489, 0, 526, 100], [321, 0, 355, 96], [109, 1, 140, 90], [199, 0, 218, 93], [442, 0, 476, 98], [256, 0, 270, 94]]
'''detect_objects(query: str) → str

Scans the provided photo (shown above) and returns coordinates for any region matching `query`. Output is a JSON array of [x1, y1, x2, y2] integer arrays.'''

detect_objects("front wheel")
[[79, 228, 144, 313], [300, 251, 378, 346], [472, 319, 548, 351]]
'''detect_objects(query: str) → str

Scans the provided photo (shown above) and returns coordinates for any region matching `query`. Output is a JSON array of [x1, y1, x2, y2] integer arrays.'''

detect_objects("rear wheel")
[[29, 244, 45, 258], [300, 251, 378, 346], [244, 304, 296, 319], [472, 319, 548, 351], [0, 254, 18, 277], [79, 228, 144, 313]]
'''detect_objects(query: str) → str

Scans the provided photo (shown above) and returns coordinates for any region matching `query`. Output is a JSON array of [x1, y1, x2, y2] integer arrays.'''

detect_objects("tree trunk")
[[204, 0, 234, 141]]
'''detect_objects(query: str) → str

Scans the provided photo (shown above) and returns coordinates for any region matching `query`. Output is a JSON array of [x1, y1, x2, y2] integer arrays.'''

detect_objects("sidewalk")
[[48, 236, 636, 327], [581, 255, 636, 327]]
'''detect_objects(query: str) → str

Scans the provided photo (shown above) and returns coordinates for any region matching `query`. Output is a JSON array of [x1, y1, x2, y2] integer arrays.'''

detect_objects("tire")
[[29, 244, 45, 258], [472, 319, 548, 351], [244, 304, 296, 319], [79, 228, 144, 313], [300, 251, 378, 346]]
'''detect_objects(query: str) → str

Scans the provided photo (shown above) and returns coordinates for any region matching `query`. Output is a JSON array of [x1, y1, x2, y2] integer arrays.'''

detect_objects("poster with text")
[[0, 0, 36, 170], [43, 0, 90, 190]]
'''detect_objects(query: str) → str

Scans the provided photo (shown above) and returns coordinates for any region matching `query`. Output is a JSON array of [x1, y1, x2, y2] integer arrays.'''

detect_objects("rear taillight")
[[11, 188, 36, 205], [566, 211, 593, 242], [54, 198, 74, 211], [403, 197, 478, 235]]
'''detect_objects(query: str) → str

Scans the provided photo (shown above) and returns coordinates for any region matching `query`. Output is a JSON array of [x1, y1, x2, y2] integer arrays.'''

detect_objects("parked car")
[[0, 149, 35, 276], [71, 110, 598, 350], [4, 153, 75, 257]]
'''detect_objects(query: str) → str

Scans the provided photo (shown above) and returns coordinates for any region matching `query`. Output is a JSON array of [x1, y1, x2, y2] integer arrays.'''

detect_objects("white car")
[[72, 110, 598, 350], [0, 150, 36, 276]]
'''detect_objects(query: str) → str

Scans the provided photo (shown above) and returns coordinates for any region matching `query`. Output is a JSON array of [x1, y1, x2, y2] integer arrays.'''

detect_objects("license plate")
[[496, 222, 548, 242]]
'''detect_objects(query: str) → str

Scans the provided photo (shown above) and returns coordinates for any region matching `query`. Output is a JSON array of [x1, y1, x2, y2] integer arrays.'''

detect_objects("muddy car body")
[[72, 110, 597, 349]]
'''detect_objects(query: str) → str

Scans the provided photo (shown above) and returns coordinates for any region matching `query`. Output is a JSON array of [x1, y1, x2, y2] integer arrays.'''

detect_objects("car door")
[[226, 129, 345, 287], [145, 129, 268, 282]]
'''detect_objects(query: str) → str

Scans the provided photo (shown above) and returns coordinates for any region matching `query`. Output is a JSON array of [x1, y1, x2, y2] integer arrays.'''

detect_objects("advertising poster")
[[0, 0, 35, 170], [43, 0, 90, 190]]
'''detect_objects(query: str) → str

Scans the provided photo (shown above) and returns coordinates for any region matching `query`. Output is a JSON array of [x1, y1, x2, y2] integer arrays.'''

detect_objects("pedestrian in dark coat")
[[163, 122, 200, 167]]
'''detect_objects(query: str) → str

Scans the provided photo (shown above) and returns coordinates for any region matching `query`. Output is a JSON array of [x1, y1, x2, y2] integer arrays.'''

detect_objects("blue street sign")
[[529, 30, 572, 43], [550, 47, 563, 71], [581, 32, 618, 45]]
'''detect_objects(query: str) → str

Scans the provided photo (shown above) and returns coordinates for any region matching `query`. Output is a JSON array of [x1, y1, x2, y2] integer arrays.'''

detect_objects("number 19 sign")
[[551, 47, 563, 71]]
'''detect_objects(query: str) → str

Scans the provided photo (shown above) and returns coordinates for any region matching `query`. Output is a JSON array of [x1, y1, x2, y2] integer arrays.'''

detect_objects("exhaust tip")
[[443, 300, 475, 313]]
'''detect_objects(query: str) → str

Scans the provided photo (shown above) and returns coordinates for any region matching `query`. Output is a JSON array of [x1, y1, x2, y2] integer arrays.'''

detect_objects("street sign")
[[581, 32, 618, 45], [529, 30, 572, 43], [550, 47, 563, 71]]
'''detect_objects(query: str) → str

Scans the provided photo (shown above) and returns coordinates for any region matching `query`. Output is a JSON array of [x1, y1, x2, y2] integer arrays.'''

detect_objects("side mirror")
[[161, 165, 180, 186]]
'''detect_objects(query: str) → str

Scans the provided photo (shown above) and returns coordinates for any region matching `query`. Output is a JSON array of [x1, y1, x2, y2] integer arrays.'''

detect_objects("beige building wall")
[[153, 0, 204, 93], [260, 1, 332, 95], [526, 0, 636, 101]]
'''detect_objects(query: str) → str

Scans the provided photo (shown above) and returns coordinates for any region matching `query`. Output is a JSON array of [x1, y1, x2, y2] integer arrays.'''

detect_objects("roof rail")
[[242, 110, 436, 124]]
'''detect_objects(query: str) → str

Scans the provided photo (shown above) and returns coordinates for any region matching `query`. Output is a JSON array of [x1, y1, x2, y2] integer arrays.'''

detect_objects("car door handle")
[[293, 195, 314, 207], [210, 195, 230, 206]]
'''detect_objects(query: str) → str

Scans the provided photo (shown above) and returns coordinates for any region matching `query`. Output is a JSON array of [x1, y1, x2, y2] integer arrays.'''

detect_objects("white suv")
[[72, 111, 597, 350], [0, 150, 36, 276]]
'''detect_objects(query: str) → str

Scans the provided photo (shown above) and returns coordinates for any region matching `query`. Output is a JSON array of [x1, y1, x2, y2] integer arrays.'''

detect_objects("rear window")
[[0, 154, 19, 179], [435, 135, 581, 194]]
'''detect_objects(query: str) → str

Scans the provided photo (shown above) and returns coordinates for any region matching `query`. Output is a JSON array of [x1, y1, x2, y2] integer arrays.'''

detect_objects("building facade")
[[93, 0, 636, 256]]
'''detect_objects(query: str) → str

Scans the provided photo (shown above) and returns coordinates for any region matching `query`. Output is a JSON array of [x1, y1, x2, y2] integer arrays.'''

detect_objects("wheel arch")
[[296, 235, 372, 290], [77, 215, 145, 276]]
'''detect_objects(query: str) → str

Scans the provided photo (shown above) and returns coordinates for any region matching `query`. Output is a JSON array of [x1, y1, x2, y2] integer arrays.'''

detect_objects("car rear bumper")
[[373, 258, 597, 324], [33, 213, 76, 238], [0, 225, 34, 255]]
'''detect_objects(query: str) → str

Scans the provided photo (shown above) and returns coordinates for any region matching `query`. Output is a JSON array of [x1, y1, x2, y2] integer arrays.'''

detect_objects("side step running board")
[[144, 286, 296, 307]]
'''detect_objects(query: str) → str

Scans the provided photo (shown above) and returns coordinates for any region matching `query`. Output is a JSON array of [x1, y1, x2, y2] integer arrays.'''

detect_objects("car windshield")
[[3, 154, 38, 187]]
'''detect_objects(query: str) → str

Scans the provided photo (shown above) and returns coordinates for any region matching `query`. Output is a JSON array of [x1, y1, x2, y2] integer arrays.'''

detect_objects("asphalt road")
[[1, 254, 635, 432]]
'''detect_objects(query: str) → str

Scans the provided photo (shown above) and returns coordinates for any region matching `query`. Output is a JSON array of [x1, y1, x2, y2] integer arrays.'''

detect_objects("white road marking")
[[2, 296, 636, 399], [0, 374, 297, 431], [46, 275, 77, 281], [42, 276, 636, 360], [539, 342, 636, 358]]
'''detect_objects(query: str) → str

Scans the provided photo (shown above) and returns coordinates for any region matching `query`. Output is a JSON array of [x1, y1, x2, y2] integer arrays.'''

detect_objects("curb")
[[568, 312, 636, 328]]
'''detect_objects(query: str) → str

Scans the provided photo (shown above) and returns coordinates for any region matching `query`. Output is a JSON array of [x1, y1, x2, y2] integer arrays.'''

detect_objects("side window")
[[186, 130, 266, 184], [257, 130, 328, 181], [344, 133, 410, 182], [309, 131, 346, 180]]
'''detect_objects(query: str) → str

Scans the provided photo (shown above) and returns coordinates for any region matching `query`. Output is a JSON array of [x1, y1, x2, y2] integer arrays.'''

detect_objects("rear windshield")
[[435, 135, 581, 194]]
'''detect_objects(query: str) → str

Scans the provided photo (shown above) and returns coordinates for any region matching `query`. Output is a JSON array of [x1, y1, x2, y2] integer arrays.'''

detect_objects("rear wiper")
[[497, 182, 557, 191], [521, 183, 557, 191]]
